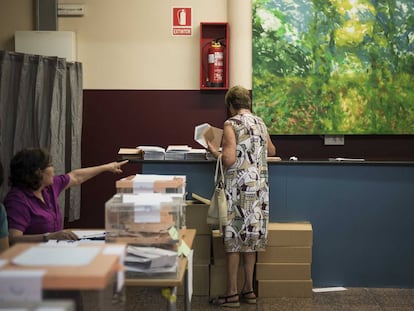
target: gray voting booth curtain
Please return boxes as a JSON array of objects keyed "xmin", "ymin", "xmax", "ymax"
[{"xmin": 0, "ymin": 50, "xmax": 82, "ymax": 222}]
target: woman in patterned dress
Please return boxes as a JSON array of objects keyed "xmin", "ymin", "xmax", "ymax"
[{"xmin": 208, "ymin": 85, "xmax": 276, "ymax": 307}]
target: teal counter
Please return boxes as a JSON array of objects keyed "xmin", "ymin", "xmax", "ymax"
[{"xmin": 141, "ymin": 160, "xmax": 414, "ymax": 288}]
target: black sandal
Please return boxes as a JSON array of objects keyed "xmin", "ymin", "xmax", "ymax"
[
  {"xmin": 240, "ymin": 291, "xmax": 257, "ymax": 304},
  {"xmin": 209, "ymin": 293, "xmax": 240, "ymax": 308}
]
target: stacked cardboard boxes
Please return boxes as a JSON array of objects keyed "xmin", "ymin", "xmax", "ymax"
[
  {"xmin": 256, "ymin": 222, "xmax": 313, "ymax": 298},
  {"xmin": 178, "ymin": 201, "xmax": 211, "ymax": 295},
  {"xmin": 180, "ymin": 202, "xmax": 314, "ymax": 298},
  {"xmin": 179, "ymin": 200, "xmax": 244, "ymax": 296}
]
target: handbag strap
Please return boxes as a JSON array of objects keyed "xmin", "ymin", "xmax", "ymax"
[{"xmin": 214, "ymin": 154, "xmax": 224, "ymax": 183}]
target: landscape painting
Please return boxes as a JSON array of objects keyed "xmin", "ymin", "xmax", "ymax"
[{"xmin": 252, "ymin": 0, "xmax": 414, "ymax": 134}]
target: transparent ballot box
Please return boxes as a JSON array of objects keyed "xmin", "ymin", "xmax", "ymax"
[
  {"xmin": 115, "ymin": 174, "xmax": 187, "ymax": 229},
  {"xmin": 115, "ymin": 174, "xmax": 186, "ymax": 194},
  {"xmin": 105, "ymin": 192, "xmax": 183, "ymax": 278},
  {"xmin": 105, "ymin": 193, "xmax": 183, "ymax": 246}
]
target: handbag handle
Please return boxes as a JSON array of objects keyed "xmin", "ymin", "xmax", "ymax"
[{"xmin": 214, "ymin": 154, "xmax": 224, "ymax": 184}]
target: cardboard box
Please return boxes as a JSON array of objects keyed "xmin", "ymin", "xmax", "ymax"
[
  {"xmin": 267, "ymin": 222, "xmax": 313, "ymax": 246},
  {"xmin": 256, "ymin": 263, "xmax": 311, "ymax": 280},
  {"xmin": 211, "ymin": 235, "xmax": 226, "ymax": 265},
  {"xmin": 193, "ymin": 234, "xmax": 211, "ymax": 264},
  {"xmin": 258, "ymin": 280, "xmax": 313, "ymax": 298},
  {"xmin": 209, "ymin": 264, "xmax": 245, "ymax": 297},
  {"xmin": 185, "ymin": 201, "xmax": 210, "ymax": 235},
  {"xmin": 116, "ymin": 174, "xmax": 186, "ymax": 194},
  {"xmin": 257, "ymin": 246, "xmax": 312, "ymax": 263},
  {"xmin": 178, "ymin": 264, "xmax": 210, "ymax": 296}
]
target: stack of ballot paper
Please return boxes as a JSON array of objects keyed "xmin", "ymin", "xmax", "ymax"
[
  {"xmin": 72, "ymin": 230, "xmax": 106, "ymax": 240},
  {"xmin": 185, "ymin": 148, "xmax": 207, "ymax": 160},
  {"xmin": 125, "ymin": 246, "xmax": 177, "ymax": 271},
  {"xmin": 194, "ymin": 123, "xmax": 223, "ymax": 150},
  {"xmin": 137, "ymin": 146, "xmax": 165, "ymax": 160},
  {"xmin": 206, "ymin": 151, "xmax": 216, "ymax": 161},
  {"xmin": 165, "ymin": 145, "xmax": 192, "ymax": 160}
]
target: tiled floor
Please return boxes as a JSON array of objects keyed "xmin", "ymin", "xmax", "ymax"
[{"xmin": 125, "ymin": 287, "xmax": 414, "ymax": 311}]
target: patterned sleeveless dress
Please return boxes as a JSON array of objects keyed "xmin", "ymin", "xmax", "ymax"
[{"xmin": 223, "ymin": 113, "xmax": 270, "ymax": 252}]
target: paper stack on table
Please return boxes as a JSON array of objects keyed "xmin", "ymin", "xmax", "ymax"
[
  {"xmin": 137, "ymin": 146, "xmax": 166, "ymax": 160},
  {"xmin": 125, "ymin": 246, "xmax": 178, "ymax": 270},
  {"xmin": 185, "ymin": 148, "xmax": 207, "ymax": 160},
  {"xmin": 165, "ymin": 145, "xmax": 192, "ymax": 160}
]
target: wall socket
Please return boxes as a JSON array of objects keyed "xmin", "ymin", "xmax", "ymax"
[{"xmin": 324, "ymin": 135, "xmax": 345, "ymax": 145}]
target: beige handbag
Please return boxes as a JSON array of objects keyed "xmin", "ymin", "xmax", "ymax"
[{"xmin": 207, "ymin": 155, "xmax": 228, "ymax": 234}]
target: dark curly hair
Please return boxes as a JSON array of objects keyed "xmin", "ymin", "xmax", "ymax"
[{"xmin": 9, "ymin": 148, "xmax": 51, "ymax": 190}]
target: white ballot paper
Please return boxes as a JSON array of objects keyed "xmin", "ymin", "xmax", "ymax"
[
  {"xmin": 194, "ymin": 123, "xmax": 223, "ymax": 150},
  {"xmin": 0, "ymin": 270, "xmax": 45, "ymax": 302},
  {"xmin": 12, "ymin": 246, "xmax": 101, "ymax": 266}
]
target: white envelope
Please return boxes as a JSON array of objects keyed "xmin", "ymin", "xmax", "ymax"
[{"xmin": 194, "ymin": 123, "xmax": 223, "ymax": 150}]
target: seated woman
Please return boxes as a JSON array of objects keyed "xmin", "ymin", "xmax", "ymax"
[
  {"xmin": 0, "ymin": 160, "xmax": 9, "ymax": 253},
  {"xmin": 4, "ymin": 148, "xmax": 128, "ymax": 244}
]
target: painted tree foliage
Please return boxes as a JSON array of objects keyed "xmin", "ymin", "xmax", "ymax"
[{"xmin": 253, "ymin": 0, "xmax": 414, "ymax": 134}]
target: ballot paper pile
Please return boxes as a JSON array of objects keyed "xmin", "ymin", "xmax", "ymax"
[
  {"xmin": 136, "ymin": 146, "xmax": 166, "ymax": 160},
  {"xmin": 184, "ymin": 148, "xmax": 207, "ymax": 161},
  {"xmin": 165, "ymin": 145, "xmax": 192, "ymax": 160},
  {"xmin": 124, "ymin": 245, "xmax": 178, "ymax": 275}
]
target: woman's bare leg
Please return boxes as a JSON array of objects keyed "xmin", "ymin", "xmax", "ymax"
[
  {"xmin": 241, "ymin": 252, "xmax": 256, "ymax": 295},
  {"xmin": 226, "ymin": 252, "xmax": 240, "ymax": 295}
]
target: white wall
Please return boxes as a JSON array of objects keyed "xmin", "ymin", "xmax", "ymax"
[
  {"xmin": 58, "ymin": 0, "xmax": 228, "ymax": 90},
  {"xmin": 0, "ymin": 0, "xmax": 33, "ymax": 51},
  {"xmin": 228, "ymin": 0, "xmax": 252, "ymax": 89},
  {"xmin": 0, "ymin": 0, "xmax": 252, "ymax": 90}
]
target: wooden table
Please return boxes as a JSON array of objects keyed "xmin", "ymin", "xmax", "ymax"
[
  {"xmin": 0, "ymin": 242, "xmax": 124, "ymax": 310},
  {"xmin": 0, "ymin": 230, "xmax": 196, "ymax": 310},
  {"xmin": 124, "ymin": 228, "xmax": 196, "ymax": 311}
]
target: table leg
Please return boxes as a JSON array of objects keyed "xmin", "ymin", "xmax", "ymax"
[
  {"xmin": 166, "ymin": 287, "xmax": 177, "ymax": 311},
  {"xmin": 184, "ymin": 269, "xmax": 191, "ymax": 311}
]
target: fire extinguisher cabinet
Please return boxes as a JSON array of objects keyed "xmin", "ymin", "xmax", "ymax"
[{"xmin": 200, "ymin": 22, "xmax": 229, "ymax": 90}]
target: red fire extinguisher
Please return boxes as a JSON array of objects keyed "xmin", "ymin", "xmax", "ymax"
[{"xmin": 207, "ymin": 40, "xmax": 225, "ymax": 87}]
